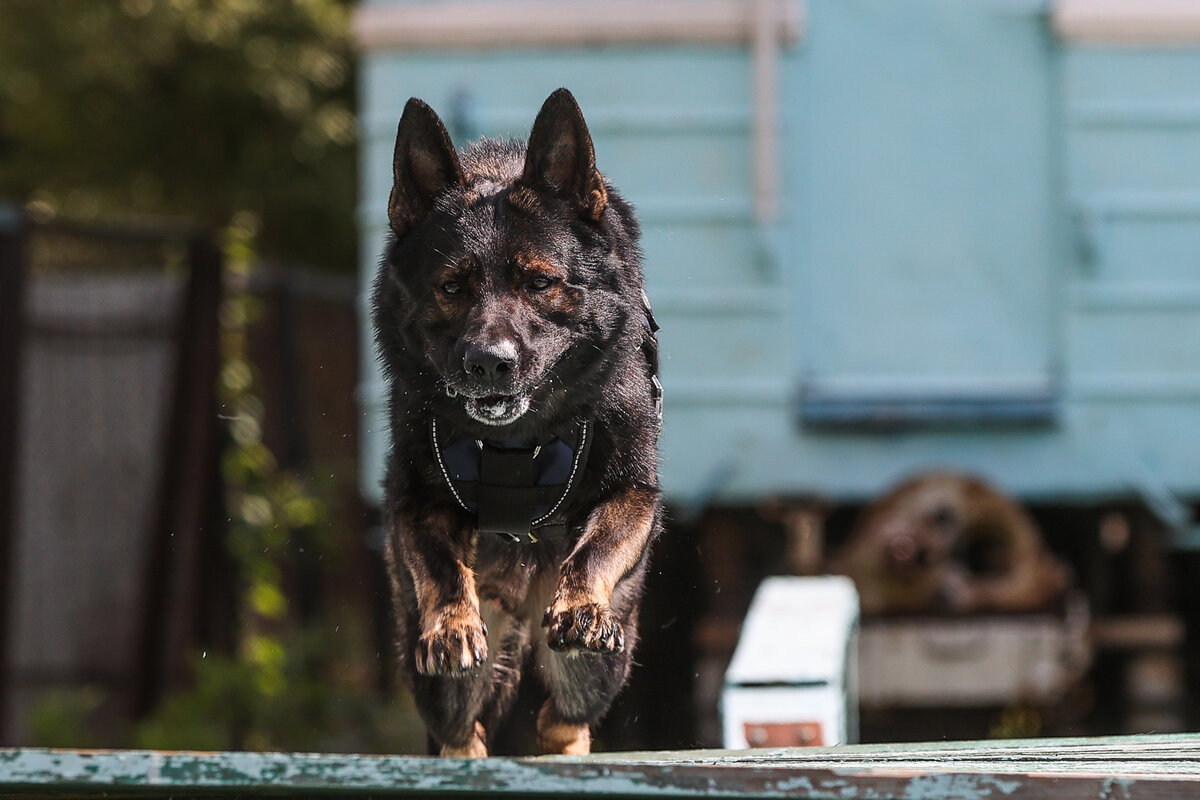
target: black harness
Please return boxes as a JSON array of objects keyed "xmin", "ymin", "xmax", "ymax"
[
  {"xmin": 431, "ymin": 416, "xmax": 593, "ymax": 542},
  {"xmin": 431, "ymin": 297, "xmax": 661, "ymax": 544}
]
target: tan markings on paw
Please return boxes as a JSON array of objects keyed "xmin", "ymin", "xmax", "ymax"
[
  {"xmin": 441, "ymin": 721, "xmax": 488, "ymax": 758},
  {"xmin": 537, "ymin": 701, "xmax": 591, "ymax": 755},
  {"xmin": 415, "ymin": 608, "xmax": 488, "ymax": 676}
]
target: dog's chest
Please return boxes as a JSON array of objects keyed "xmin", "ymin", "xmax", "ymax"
[{"xmin": 474, "ymin": 537, "xmax": 567, "ymax": 616}]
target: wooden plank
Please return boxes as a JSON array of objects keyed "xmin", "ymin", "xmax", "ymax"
[
  {"xmin": 1054, "ymin": 0, "xmax": 1200, "ymax": 45},
  {"xmin": 353, "ymin": 0, "xmax": 804, "ymax": 52},
  {"xmin": 4, "ymin": 735, "xmax": 1200, "ymax": 798},
  {"xmin": 1092, "ymin": 614, "xmax": 1186, "ymax": 651}
]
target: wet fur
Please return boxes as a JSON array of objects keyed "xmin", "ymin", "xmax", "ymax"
[{"xmin": 371, "ymin": 90, "xmax": 662, "ymax": 755}]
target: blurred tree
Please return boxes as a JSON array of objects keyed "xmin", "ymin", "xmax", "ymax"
[{"xmin": 0, "ymin": 0, "xmax": 356, "ymax": 271}]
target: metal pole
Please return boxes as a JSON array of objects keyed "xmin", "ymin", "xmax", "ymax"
[
  {"xmin": 133, "ymin": 233, "xmax": 223, "ymax": 717},
  {"xmin": 0, "ymin": 205, "xmax": 28, "ymax": 741}
]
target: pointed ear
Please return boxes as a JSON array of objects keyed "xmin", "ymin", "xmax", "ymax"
[
  {"xmin": 388, "ymin": 98, "xmax": 464, "ymax": 237},
  {"xmin": 520, "ymin": 88, "xmax": 607, "ymax": 220}
]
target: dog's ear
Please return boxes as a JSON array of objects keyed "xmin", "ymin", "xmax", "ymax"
[
  {"xmin": 389, "ymin": 98, "xmax": 464, "ymax": 237},
  {"xmin": 521, "ymin": 88, "xmax": 607, "ymax": 220}
]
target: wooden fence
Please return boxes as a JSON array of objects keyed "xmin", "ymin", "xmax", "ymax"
[{"xmin": 0, "ymin": 210, "xmax": 224, "ymax": 741}]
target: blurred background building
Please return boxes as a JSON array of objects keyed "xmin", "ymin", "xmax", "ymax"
[{"xmin": 2, "ymin": 0, "xmax": 1200, "ymax": 753}]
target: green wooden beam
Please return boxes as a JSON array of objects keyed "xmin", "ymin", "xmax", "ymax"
[{"xmin": 3, "ymin": 734, "xmax": 1200, "ymax": 798}]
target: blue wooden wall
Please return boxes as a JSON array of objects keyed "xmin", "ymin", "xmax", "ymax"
[{"xmin": 357, "ymin": 0, "xmax": 1200, "ymax": 516}]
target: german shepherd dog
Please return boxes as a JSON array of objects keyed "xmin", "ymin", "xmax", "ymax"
[{"xmin": 371, "ymin": 89, "xmax": 662, "ymax": 756}]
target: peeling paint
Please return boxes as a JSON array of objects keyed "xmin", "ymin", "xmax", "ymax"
[
  {"xmin": 902, "ymin": 773, "xmax": 1023, "ymax": 799},
  {"xmin": 765, "ymin": 774, "xmax": 815, "ymax": 794},
  {"xmin": 1100, "ymin": 775, "xmax": 1137, "ymax": 800},
  {"xmin": 2, "ymin": 735, "xmax": 1200, "ymax": 798}
]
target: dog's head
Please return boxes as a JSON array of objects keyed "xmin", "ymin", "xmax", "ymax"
[{"xmin": 378, "ymin": 89, "xmax": 639, "ymax": 429}]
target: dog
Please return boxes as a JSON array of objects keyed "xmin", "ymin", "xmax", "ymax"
[
  {"xmin": 832, "ymin": 472, "xmax": 1068, "ymax": 615},
  {"xmin": 371, "ymin": 89, "xmax": 663, "ymax": 756}
]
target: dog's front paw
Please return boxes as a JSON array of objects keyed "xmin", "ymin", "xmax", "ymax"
[
  {"xmin": 415, "ymin": 613, "xmax": 488, "ymax": 676},
  {"xmin": 543, "ymin": 602, "xmax": 624, "ymax": 653}
]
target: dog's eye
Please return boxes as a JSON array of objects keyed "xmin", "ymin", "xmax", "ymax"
[
  {"xmin": 440, "ymin": 280, "xmax": 463, "ymax": 295},
  {"xmin": 528, "ymin": 275, "xmax": 557, "ymax": 292}
]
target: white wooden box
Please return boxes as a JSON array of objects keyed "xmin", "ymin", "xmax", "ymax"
[{"xmin": 722, "ymin": 576, "xmax": 859, "ymax": 748}]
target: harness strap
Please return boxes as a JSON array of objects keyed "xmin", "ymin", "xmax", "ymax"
[{"xmin": 477, "ymin": 444, "xmax": 539, "ymax": 539}]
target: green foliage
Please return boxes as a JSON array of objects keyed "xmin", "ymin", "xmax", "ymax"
[
  {"xmin": 217, "ymin": 216, "xmax": 324, "ymax": 672},
  {"xmin": 133, "ymin": 628, "xmax": 426, "ymax": 754},
  {"xmin": 0, "ymin": 0, "xmax": 357, "ymax": 270},
  {"xmin": 219, "ymin": 214, "xmax": 304, "ymax": 626},
  {"xmin": 27, "ymin": 688, "xmax": 108, "ymax": 749}
]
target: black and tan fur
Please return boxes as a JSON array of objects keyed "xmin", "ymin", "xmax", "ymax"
[{"xmin": 371, "ymin": 89, "xmax": 662, "ymax": 756}]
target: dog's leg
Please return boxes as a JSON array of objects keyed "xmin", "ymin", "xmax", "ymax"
[
  {"xmin": 535, "ymin": 486, "xmax": 657, "ymax": 751},
  {"xmin": 387, "ymin": 507, "xmax": 495, "ymax": 754},
  {"xmin": 543, "ymin": 486, "xmax": 659, "ymax": 653},
  {"xmin": 390, "ymin": 509, "xmax": 489, "ymax": 676},
  {"xmin": 535, "ymin": 566, "xmax": 644, "ymax": 749},
  {"xmin": 407, "ymin": 612, "xmax": 528, "ymax": 758}
]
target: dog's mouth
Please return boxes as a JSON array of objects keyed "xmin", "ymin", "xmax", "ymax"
[{"xmin": 447, "ymin": 386, "xmax": 531, "ymax": 425}]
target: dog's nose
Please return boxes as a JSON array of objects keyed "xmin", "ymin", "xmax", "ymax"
[{"xmin": 463, "ymin": 341, "xmax": 517, "ymax": 382}]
